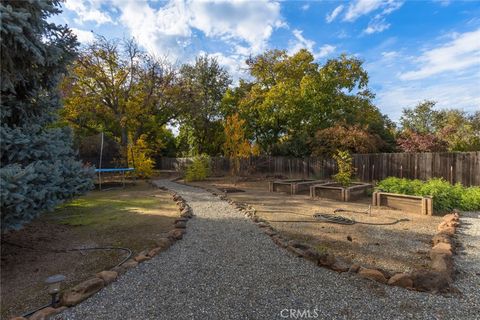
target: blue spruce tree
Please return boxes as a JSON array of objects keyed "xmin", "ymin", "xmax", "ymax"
[{"xmin": 1, "ymin": 0, "xmax": 94, "ymax": 231}]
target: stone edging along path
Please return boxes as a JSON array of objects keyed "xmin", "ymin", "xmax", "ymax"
[
  {"xmin": 194, "ymin": 183, "xmax": 461, "ymax": 294},
  {"xmin": 11, "ymin": 186, "xmax": 193, "ymax": 320}
]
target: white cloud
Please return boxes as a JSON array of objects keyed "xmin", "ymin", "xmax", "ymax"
[
  {"xmin": 64, "ymin": 0, "xmax": 112, "ymax": 25},
  {"xmin": 343, "ymin": 0, "xmax": 403, "ymax": 35},
  {"xmin": 363, "ymin": 18, "xmax": 390, "ymax": 34},
  {"xmin": 344, "ymin": 0, "xmax": 384, "ymax": 22},
  {"xmin": 109, "ymin": 0, "xmax": 284, "ymax": 61},
  {"xmin": 433, "ymin": 0, "xmax": 451, "ymax": 6},
  {"xmin": 326, "ymin": 5, "xmax": 344, "ymax": 23},
  {"xmin": 289, "ymin": 29, "xmax": 316, "ymax": 53},
  {"xmin": 400, "ymin": 28, "xmax": 480, "ymax": 80},
  {"xmin": 301, "ymin": 4, "xmax": 310, "ymax": 11},
  {"xmin": 317, "ymin": 44, "xmax": 336, "ymax": 58},
  {"xmin": 71, "ymin": 28, "xmax": 95, "ymax": 43},
  {"xmin": 377, "ymin": 77, "xmax": 480, "ymax": 122},
  {"xmin": 188, "ymin": 0, "xmax": 283, "ymax": 54},
  {"xmin": 205, "ymin": 51, "xmax": 247, "ymax": 83},
  {"xmin": 289, "ymin": 29, "xmax": 335, "ymax": 59},
  {"xmin": 381, "ymin": 51, "xmax": 398, "ymax": 59}
]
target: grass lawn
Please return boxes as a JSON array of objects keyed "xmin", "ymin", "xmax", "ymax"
[{"xmin": 1, "ymin": 181, "xmax": 178, "ymax": 319}]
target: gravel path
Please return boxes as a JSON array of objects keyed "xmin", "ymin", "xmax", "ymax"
[{"xmin": 58, "ymin": 180, "xmax": 480, "ymax": 320}]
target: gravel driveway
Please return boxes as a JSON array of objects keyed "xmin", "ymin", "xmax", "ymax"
[{"xmin": 57, "ymin": 180, "xmax": 480, "ymax": 320}]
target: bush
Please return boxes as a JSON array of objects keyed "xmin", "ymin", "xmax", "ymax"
[
  {"xmin": 332, "ymin": 150, "xmax": 354, "ymax": 187},
  {"xmin": 185, "ymin": 154, "xmax": 211, "ymax": 182},
  {"xmin": 417, "ymin": 179, "xmax": 461, "ymax": 212},
  {"xmin": 376, "ymin": 177, "xmax": 480, "ymax": 212},
  {"xmin": 376, "ymin": 177, "xmax": 423, "ymax": 195},
  {"xmin": 459, "ymin": 187, "xmax": 480, "ymax": 211},
  {"xmin": 128, "ymin": 137, "xmax": 155, "ymax": 178}
]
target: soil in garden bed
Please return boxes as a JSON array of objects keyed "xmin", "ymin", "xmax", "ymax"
[
  {"xmin": 0, "ymin": 181, "xmax": 179, "ymax": 319},
  {"xmin": 187, "ymin": 177, "xmax": 443, "ymax": 275}
]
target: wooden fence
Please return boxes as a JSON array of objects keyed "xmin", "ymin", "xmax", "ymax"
[{"xmin": 158, "ymin": 152, "xmax": 480, "ymax": 186}]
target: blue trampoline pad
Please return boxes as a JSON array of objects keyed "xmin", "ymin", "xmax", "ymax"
[{"xmin": 95, "ymin": 168, "xmax": 135, "ymax": 173}]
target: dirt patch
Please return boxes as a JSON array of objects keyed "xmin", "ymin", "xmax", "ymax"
[
  {"xmin": 187, "ymin": 177, "xmax": 442, "ymax": 274},
  {"xmin": 1, "ymin": 181, "xmax": 178, "ymax": 319}
]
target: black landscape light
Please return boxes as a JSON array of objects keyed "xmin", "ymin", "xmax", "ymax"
[{"xmin": 45, "ymin": 274, "xmax": 66, "ymax": 306}]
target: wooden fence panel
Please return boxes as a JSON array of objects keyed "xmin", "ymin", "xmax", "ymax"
[{"xmin": 158, "ymin": 152, "xmax": 480, "ymax": 186}]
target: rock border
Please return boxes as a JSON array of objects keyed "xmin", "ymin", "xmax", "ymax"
[
  {"xmin": 209, "ymin": 188, "xmax": 461, "ymax": 294},
  {"xmin": 12, "ymin": 186, "xmax": 193, "ymax": 320}
]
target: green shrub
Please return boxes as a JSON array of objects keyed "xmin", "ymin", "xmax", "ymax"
[
  {"xmin": 418, "ymin": 179, "xmax": 460, "ymax": 212},
  {"xmin": 332, "ymin": 150, "xmax": 354, "ymax": 187},
  {"xmin": 376, "ymin": 177, "xmax": 423, "ymax": 195},
  {"xmin": 376, "ymin": 177, "xmax": 480, "ymax": 212},
  {"xmin": 459, "ymin": 187, "xmax": 480, "ymax": 211},
  {"xmin": 185, "ymin": 154, "xmax": 211, "ymax": 182}
]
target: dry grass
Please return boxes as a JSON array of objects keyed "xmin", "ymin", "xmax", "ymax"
[{"xmin": 1, "ymin": 181, "xmax": 178, "ymax": 319}]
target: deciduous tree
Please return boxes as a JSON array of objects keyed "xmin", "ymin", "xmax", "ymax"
[{"xmin": 179, "ymin": 56, "xmax": 231, "ymax": 155}]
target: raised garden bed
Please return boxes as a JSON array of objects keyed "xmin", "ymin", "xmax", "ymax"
[
  {"xmin": 372, "ymin": 191, "xmax": 433, "ymax": 215},
  {"xmin": 269, "ymin": 179, "xmax": 326, "ymax": 195},
  {"xmin": 310, "ymin": 182, "xmax": 372, "ymax": 201}
]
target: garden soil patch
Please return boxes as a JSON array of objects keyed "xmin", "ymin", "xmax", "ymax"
[
  {"xmin": 187, "ymin": 177, "xmax": 443, "ymax": 274},
  {"xmin": 1, "ymin": 181, "xmax": 178, "ymax": 319}
]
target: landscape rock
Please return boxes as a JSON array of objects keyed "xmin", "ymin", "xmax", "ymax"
[
  {"xmin": 317, "ymin": 252, "xmax": 336, "ymax": 267},
  {"xmin": 411, "ymin": 270, "xmax": 451, "ymax": 292},
  {"xmin": 430, "ymin": 242, "xmax": 454, "ymax": 256},
  {"xmin": 148, "ymin": 247, "xmax": 165, "ymax": 257},
  {"xmin": 155, "ymin": 237, "xmax": 172, "ymax": 249},
  {"xmin": 256, "ymin": 222, "xmax": 270, "ymax": 228},
  {"xmin": 438, "ymin": 220, "xmax": 459, "ymax": 230},
  {"xmin": 29, "ymin": 307, "xmax": 67, "ymax": 320},
  {"xmin": 168, "ymin": 228, "xmax": 186, "ymax": 240},
  {"xmin": 301, "ymin": 249, "xmax": 320, "ymax": 262},
  {"xmin": 271, "ymin": 235, "xmax": 287, "ymax": 248},
  {"xmin": 180, "ymin": 208, "xmax": 193, "ymax": 218},
  {"xmin": 358, "ymin": 268, "xmax": 388, "ymax": 284},
  {"xmin": 348, "ymin": 264, "xmax": 361, "ymax": 273},
  {"xmin": 121, "ymin": 259, "xmax": 139, "ymax": 270},
  {"xmin": 443, "ymin": 213, "xmax": 460, "ymax": 223},
  {"xmin": 388, "ymin": 273, "xmax": 414, "ymax": 289},
  {"xmin": 174, "ymin": 221, "xmax": 187, "ymax": 229},
  {"xmin": 286, "ymin": 245, "xmax": 305, "ymax": 257},
  {"xmin": 60, "ymin": 278, "xmax": 104, "ymax": 306},
  {"xmin": 331, "ymin": 258, "xmax": 350, "ymax": 272},
  {"xmin": 263, "ymin": 228, "xmax": 277, "ymax": 236},
  {"xmin": 287, "ymin": 240, "xmax": 302, "ymax": 248},
  {"xmin": 432, "ymin": 233, "xmax": 453, "ymax": 246},
  {"xmin": 134, "ymin": 253, "xmax": 151, "ymax": 263},
  {"xmin": 430, "ymin": 254, "xmax": 454, "ymax": 277},
  {"xmin": 9, "ymin": 317, "xmax": 27, "ymax": 320},
  {"xmin": 96, "ymin": 270, "xmax": 118, "ymax": 285},
  {"xmin": 438, "ymin": 226, "xmax": 456, "ymax": 237}
]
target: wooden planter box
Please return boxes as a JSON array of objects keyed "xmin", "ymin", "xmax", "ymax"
[
  {"xmin": 310, "ymin": 182, "xmax": 372, "ymax": 202},
  {"xmin": 269, "ymin": 179, "xmax": 326, "ymax": 195},
  {"xmin": 372, "ymin": 192, "xmax": 433, "ymax": 215}
]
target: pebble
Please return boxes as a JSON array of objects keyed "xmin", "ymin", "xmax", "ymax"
[{"xmin": 56, "ymin": 181, "xmax": 480, "ymax": 320}]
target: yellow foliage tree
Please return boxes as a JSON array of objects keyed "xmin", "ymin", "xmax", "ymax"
[
  {"xmin": 223, "ymin": 113, "xmax": 256, "ymax": 177},
  {"xmin": 127, "ymin": 135, "xmax": 155, "ymax": 178}
]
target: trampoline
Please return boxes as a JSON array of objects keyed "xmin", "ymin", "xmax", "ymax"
[{"xmin": 95, "ymin": 168, "xmax": 135, "ymax": 190}]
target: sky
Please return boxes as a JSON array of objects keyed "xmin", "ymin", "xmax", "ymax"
[{"xmin": 52, "ymin": 0, "xmax": 480, "ymax": 122}]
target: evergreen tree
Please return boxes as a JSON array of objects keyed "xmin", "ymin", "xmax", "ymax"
[{"xmin": 1, "ymin": 0, "xmax": 93, "ymax": 231}]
